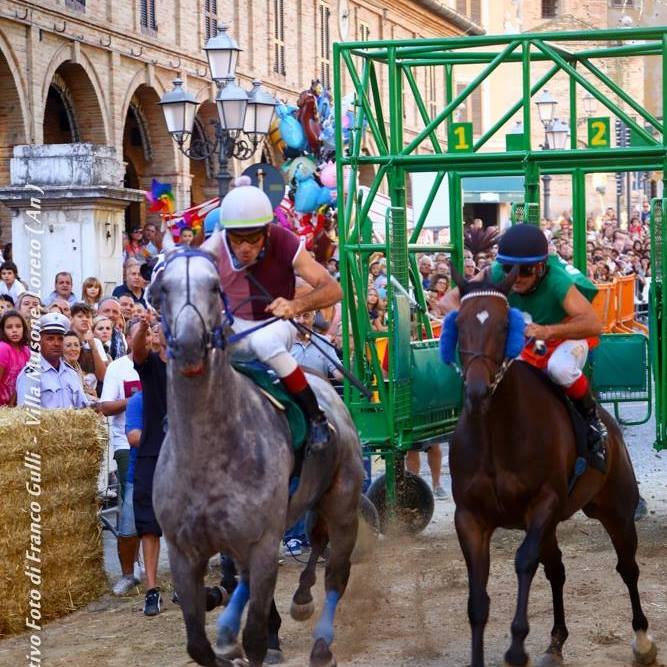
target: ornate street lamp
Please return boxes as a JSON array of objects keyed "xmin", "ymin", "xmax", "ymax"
[
  {"xmin": 216, "ymin": 77, "xmax": 248, "ymax": 137},
  {"xmin": 546, "ymin": 118, "xmax": 570, "ymax": 150},
  {"xmin": 158, "ymin": 79, "xmax": 198, "ymax": 146},
  {"xmin": 159, "ymin": 27, "xmax": 276, "ymax": 198},
  {"xmin": 204, "ymin": 25, "xmax": 242, "ymax": 83},
  {"xmin": 535, "ymin": 89, "xmax": 558, "ymax": 127},
  {"xmin": 244, "ymin": 80, "xmax": 277, "ymax": 140},
  {"xmin": 535, "ymin": 90, "xmax": 561, "ymax": 222},
  {"xmin": 582, "ymin": 90, "xmax": 598, "ymax": 117}
]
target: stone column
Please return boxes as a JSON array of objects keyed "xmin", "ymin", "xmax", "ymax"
[{"xmin": 0, "ymin": 144, "xmax": 144, "ymax": 299}]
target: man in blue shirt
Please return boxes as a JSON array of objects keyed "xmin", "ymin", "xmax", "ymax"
[
  {"xmin": 16, "ymin": 313, "xmax": 91, "ymax": 409},
  {"xmin": 290, "ymin": 310, "xmax": 342, "ymax": 381}
]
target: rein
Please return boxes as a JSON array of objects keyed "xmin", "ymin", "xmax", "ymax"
[
  {"xmin": 458, "ymin": 290, "xmax": 515, "ymax": 396},
  {"xmin": 160, "ymin": 247, "xmax": 280, "ymax": 359}
]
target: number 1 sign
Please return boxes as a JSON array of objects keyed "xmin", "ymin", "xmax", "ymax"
[{"xmin": 448, "ymin": 122, "xmax": 473, "ymax": 153}]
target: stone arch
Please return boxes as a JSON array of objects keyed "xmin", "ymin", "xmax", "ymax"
[
  {"xmin": 0, "ymin": 38, "xmax": 29, "ymax": 236},
  {"xmin": 122, "ymin": 81, "xmax": 180, "ymax": 231},
  {"xmin": 41, "ymin": 47, "xmax": 109, "ymax": 145}
]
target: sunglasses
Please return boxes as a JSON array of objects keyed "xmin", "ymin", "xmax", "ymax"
[
  {"xmin": 501, "ymin": 264, "xmax": 538, "ymax": 277},
  {"xmin": 227, "ymin": 229, "xmax": 265, "ymax": 245}
]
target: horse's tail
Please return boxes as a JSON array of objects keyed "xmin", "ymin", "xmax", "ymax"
[{"xmin": 286, "ymin": 439, "xmax": 338, "ymax": 528}]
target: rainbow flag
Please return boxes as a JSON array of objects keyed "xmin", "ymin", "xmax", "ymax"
[{"xmin": 145, "ymin": 179, "xmax": 175, "ymax": 214}]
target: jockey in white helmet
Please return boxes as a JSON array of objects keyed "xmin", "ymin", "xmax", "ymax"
[{"xmin": 216, "ymin": 177, "xmax": 341, "ymax": 452}]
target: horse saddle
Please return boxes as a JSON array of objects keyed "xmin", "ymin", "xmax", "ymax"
[
  {"xmin": 232, "ymin": 361, "xmax": 308, "ymax": 451},
  {"xmin": 518, "ymin": 361, "xmax": 596, "ymax": 491}
]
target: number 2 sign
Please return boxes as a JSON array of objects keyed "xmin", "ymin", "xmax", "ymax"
[{"xmin": 587, "ymin": 117, "xmax": 610, "ymax": 149}]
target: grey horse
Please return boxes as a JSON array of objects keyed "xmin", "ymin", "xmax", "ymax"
[{"xmin": 151, "ymin": 232, "xmax": 364, "ymax": 667}]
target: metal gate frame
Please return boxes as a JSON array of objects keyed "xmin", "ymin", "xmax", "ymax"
[{"xmin": 333, "ymin": 27, "xmax": 667, "ymax": 498}]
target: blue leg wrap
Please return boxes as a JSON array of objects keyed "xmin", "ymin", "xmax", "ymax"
[
  {"xmin": 217, "ymin": 580, "xmax": 249, "ymax": 639},
  {"xmin": 313, "ymin": 590, "xmax": 340, "ymax": 646}
]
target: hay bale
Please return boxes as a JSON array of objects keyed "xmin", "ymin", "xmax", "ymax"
[{"xmin": 0, "ymin": 408, "xmax": 107, "ymax": 638}]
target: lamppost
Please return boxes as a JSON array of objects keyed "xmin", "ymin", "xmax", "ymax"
[
  {"xmin": 159, "ymin": 25, "xmax": 277, "ymax": 199},
  {"xmin": 535, "ymin": 89, "xmax": 569, "ymax": 221},
  {"xmin": 581, "ymin": 90, "xmax": 598, "ymax": 118}
]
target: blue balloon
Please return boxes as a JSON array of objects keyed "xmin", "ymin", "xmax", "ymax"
[
  {"xmin": 276, "ymin": 102, "xmax": 307, "ymax": 151},
  {"xmin": 204, "ymin": 207, "xmax": 221, "ymax": 237},
  {"xmin": 294, "ymin": 167, "xmax": 333, "ymax": 213}
]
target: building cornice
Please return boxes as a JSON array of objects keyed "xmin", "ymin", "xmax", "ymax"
[{"xmin": 411, "ymin": 0, "xmax": 485, "ymax": 36}]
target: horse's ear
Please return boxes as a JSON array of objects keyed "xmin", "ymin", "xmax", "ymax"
[
  {"xmin": 162, "ymin": 230, "xmax": 176, "ymax": 253},
  {"xmin": 497, "ymin": 265, "xmax": 520, "ymax": 295},
  {"xmin": 449, "ymin": 261, "xmax": 469, "ymax": 295},
  {"xmin": 200, "ymin": 230, "xmax": 223, "ymax": 258}
]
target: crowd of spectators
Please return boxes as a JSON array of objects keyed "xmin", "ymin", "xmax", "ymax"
[
  {"xmin": 395, "ymin": 203, "xmax": 654, "ymax": 327},
  {"xmin": 0, "ymin": 197, "xmax": 653, "ymax": 613}
]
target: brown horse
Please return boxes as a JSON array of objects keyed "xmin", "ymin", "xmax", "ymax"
[{"xmin": 447, "ymin": 268, "xmax": 658, "ymax": 667}]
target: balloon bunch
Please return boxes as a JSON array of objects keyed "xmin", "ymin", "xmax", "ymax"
[{"xmin": 268, "ymin": 81, "xmax": 361, "ymax": 264}]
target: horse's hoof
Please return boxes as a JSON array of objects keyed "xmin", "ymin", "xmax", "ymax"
[
  {"xmin": 264, "ymin": 648, "xmax": 284, "ymax": 665},
  {"xmin": 632, "ymin": 632, "xmax": 658, "ymax": 665},
  {"xmin": 290, "ymin": 599, "xmax": 315, "ymax": 621},
  {"xmin": 214, "ymin": 641, "xmax": 245, "ymax": 662},
  {"xmin": 310, "ymin": 638, "xmax": 337, "ymax": 667},
  {"xmin": 535, "ymin": 652, "xmax": 562, "ymax": 667},
  {"xmin": 503, "ymin": 660, "xmax": 532, "ymax": 667}
]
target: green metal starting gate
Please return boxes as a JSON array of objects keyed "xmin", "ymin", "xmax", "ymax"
[{"xmin": 333, "ymin": 26, "xmax": 667, "ymax": 525}]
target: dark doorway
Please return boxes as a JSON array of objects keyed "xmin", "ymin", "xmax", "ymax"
[
  {"xmin": 124, "ymin": 159, "xmax": 142, "ymax": 233},
  {"xmin": 44, "ymin": 85, "xmax": 77, "ymax": 144},
  {"xmin": 463, "ymin": 203, "xmax": 498, "ymax": 228}
]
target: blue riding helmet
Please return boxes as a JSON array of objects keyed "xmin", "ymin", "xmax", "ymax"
[
  {"xmin": 204, "ymin": 207, "xmax": 222, "ymax": 238},
  {"xmin": 496, "ymin": 224, "xmax": 549, "ymax": 265}
]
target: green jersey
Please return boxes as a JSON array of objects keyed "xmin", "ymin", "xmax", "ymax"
[{"xmin": 489, "ymin": 255, "xmax": 597, "ymax": 325}]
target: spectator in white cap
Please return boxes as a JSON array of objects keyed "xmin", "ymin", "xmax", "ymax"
[{"xmin": 16, "ymin": 312, "xmax": 92, "ymax": 409}]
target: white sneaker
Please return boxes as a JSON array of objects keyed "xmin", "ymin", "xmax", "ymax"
[
  {"xmin": 283, "ymin": 539, "xmax": 303, "ymax": 556},
  {"xmin": 112, "ymin": 574, "xmax": 139, "ymax": 596}
]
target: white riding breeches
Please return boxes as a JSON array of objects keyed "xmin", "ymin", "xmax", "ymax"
[
  {"xmin": 229, "ymin": 316, "xmax": 297, "ymax": 378},
  {"xmin": 546, "ymin": 339, "xmax": 589, "ymax": 388}
]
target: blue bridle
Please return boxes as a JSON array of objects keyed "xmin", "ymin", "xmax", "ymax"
[{"xmin": 158, "ymin": 246, "xmax": 279, "ymax": 360}]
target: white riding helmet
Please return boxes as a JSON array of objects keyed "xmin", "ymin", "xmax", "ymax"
[{"xmin": 220, "ymin": 176, "xmax": 274, "ymax": 230}]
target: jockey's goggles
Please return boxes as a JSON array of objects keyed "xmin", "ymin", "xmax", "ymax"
[
  {"xmin": 501, "ymin": 263, "xmax": 539, "ymax": 277},
  {"xmin": 227, "ymin": 228, "xmax": 266, "ymax": 245}
]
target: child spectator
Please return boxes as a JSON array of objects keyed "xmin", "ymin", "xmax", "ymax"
[
  {"xmin": 0, "ymin": 261, "xmax": 26, "ymax": 302},
  {"xmin": 0, "ymin": 294, "xmax": 14, "ymax": 316},
  {"xmin": 179, "ymin": 227, "xmax": 195, "ymax": 247},
  {"xmin": 82, "ymin": 276, "xmax": 103, "ymax": 310},
  {"xmin": 367, "ymin": 288, "xmax": 387, "ymax": 332},
  {"xmin": 0, "ymin": 310, "xmax": 31, "ymax": 406}
]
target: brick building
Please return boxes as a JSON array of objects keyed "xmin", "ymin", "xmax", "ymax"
[
  {"xmin": 0, "ymin": 0, "xmax": 482, "ymax": 291},
  {"xmin": 469, "ymin": 0, "xmax": 656, "ymax": 225}
]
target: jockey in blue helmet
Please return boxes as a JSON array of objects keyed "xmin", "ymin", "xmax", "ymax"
[{"xmin": 446, "ymin": 223, "xmax": 607, "ymax": 472}]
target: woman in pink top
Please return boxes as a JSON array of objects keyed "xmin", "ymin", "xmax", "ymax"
[{"xmin": 0, "ymin": 310, "xmax": 31, "ymax": 406}]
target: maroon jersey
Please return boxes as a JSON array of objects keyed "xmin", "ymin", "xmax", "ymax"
[{"xmin": 218, "ymin": 224, "xmax": 304, "ymax": 321}]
